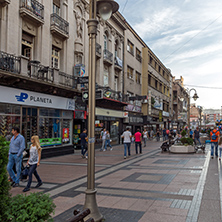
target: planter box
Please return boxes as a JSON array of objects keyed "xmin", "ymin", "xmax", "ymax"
[{"xmin": 170, "ymin": 145, "xmax": 195, "ymax": 154}]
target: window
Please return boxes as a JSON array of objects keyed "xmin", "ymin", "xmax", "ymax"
[
  {"xmin": 148, "ymin": 75, "xmax": 151, "ymax": 85},
  {"xmin": 104, "ymin": 34, "xmax": 108, "ymax": 50},
  {"xmin": 155, "ymin": 80, "xmax": 158, "ymax": 89},
  {"xmin": 104, "ymin": 67, "xmax": 109, "ymax": 86},
  {"xmin": 136, "ymin": 48, "xmax": 142, "ymax": 62},
  {"xmin": 22, "ymin": 32, "xmax": 33, "ymax": 59},
  {"xmin": 114, "ymin": 76, "xmax": 118, "ymax": 91},
  {"xmin": 163, "ymin": 70, "xmax": 165, "ymax": 77},
  {"xmin": 51, "ymin": 47, "xmax": 60, "ymax": 69},
  {"xmin": 159, "ymin": 83, "xmax": 162, "ymax": 92},
  {"xmin": 164, "ymin": 86, "xmax": 166, "ymax": 94},
  {"xmin": 127, "ymin": 66, "xmax": 133, "ymax": 79},
  {"xmin": 136, "ymin": 71, "xmax": 141, "ymax": 84},
  {"xmin": 115, "ymin": 40, "xmax": 118, "ymax": 57},
  {"xmin": 159, "ymin": 66, "xmax": 161, "ymax": 73},
  {"xmin": 127, "ymin": 40, "xmax": 134, "ymax": 55},
  {"xmin": 149, "ymin": 56, "xmax": 153, "ymax": 64},
  {"xmin": 53, "ymin": 0, "xmax": 60, "ymax": 15}
]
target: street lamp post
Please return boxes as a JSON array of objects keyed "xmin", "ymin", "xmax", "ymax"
[
  {"xmin": 187, "ymin": 88, "xmax": 199, "ymax": 129},
  {"xmin": 84, "ymin": 1, "xmax": 119, "ymax": 221}
]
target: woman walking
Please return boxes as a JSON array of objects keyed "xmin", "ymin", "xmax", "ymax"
[
  {"xmin": 23, "ymin": 135, "xmax": 43, "ymax": 192},
  {"xmin": 104, "ymin": 130, "xmax": 112, "ymax": 151}
]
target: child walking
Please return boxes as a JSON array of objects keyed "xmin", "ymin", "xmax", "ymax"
[{"xmin": 23, "ymin": 135, "xmax": 43, "ymax": 192}]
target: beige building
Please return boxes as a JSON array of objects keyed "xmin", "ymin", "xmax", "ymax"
[{"xmin": 0, "ymin": 0, "xmax": 174, "ymax": 154}]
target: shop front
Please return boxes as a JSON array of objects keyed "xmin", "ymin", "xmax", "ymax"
[
  {"xmin": 94, "ymin": 107, "xmax": 126, "ymax": 148},
  {"xmin": 0, "ymin": 86, "xmax": 75, "ymax": 157}
]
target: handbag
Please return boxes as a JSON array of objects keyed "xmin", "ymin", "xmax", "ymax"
[{"xmin": 21, "ymin": 165, "xmax": 29, "ymax": 179}]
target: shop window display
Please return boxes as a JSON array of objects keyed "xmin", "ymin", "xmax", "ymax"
[
  {"xmin": 0, "ymin": 116, "xmax": 20, "ymax": 137},
  {"xmin": 62, "ymin": 119, "xmax": 72, "ymax": 144}
]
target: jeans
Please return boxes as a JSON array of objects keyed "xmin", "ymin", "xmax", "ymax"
[
  {"xmin": 135, "ymin": 142, "xmax": 142, "ymax": 154},
  {"xmin": 156, "ymin": 135, "xmax": 160, "ymax": 141},
  {"xmin": 124, "ymin": 143, "xmax": 131, "ymax": 157},
  {"xmin": 194, "ymin": 138, "xmax": 201, "ymax": 145},
  {"xmin": 26, "ymin": 164, "xmax": 42, "ymax": 188},
  {"xmin": 100, "ymin": 139, "xmax": 106, "ymax": 150},
  {"xmin": 81, "ymin": 144, "xmax": 87, "ymax": 156},
  {"xmin": 163, "ymin": 134, "xmax": 167, "ymax": 141},
  {"xmin": 7, "ymin": 153, "xmax": 23, "ymax": 184},
  {"xmin": 143, "ymin": 138, "xmax": 147, "ymax": 147},
  {"xmin": 105, "ymin": 139, "xmax": 112, "ymax": 150},
  {"xmin": 219, "ymin": 147, "xmax": 222, "ymax": 158},
  {"xmin": 211, "ymin": 142, "xmax": 218, "ymax": 157}
]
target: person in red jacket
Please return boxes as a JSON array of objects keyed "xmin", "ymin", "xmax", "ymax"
[
  {"xmin": 134, "ymin": 128, "xmax": 142, "ymax": 154},
  {"xmin": 210, "ymin": 126, "xmax": 220, "ymax": 159}
]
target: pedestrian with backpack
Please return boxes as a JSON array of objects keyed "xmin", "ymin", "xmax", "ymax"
[{"xmin": 210, "ymin": 126, "xmax": 220, "ymax": 159}]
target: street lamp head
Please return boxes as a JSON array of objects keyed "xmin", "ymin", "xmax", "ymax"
[
  {"xmin": 97, "ymin": 0, "xmax": 119, "ymax": 21},
  {"xmin": 192, "ymin": 93, "xmax": 199, "ymax": 101}
]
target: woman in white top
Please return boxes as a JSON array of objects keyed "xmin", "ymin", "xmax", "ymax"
[
  {"xmin": 23, "ymin": 135, "xmax": 42, "ymax": 192},
  {"xmin": 143, "ymin": 129, "xmax": 148, "ymax": 147}
]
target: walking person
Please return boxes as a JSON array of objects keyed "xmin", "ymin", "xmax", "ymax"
[
  {"xmin": 218, "ymin": 136, "xmax": 222, "ymax": 160},
  {"xmin": 134, "ymin": 129, "xmax": 142, "ymax": 154},
  {"xmin": 210, "ymin": 126, "xmax": 220, "ymax": 159},
  {"xmin": 156, "ymin": 129, "xmax": 160, "ymax": 141},
  {"xmin": 193, "ymin": 127, "xmax": 201, "ymax": 145},
  {"xmin": 150, "ymin": 129, "xmax": 154, "ymax": 140},
  {"xmin": 104, "ymin": 130, "xmax": 112, "ymax": 151},
  {"xmin": 142, "ymin": 128, "xmax": 148, "ymax": 147},
  {"xmin": 100, "ymin": 128, "xmax": 106, "ymax": 151},
  {"xmin": 80, "ymin": 129, "xmax": 88, "ymax": 158},
  {"xmin": 121, "ymin": 127, "xmax": 132, "ymax": 159},
  {"xmin": 189, "ymin": 129, "xmax": 193, "ymax": 139},
  {"xmin": 162, "ymin": 128, "xmax": 167, "ymax": 141},
  {"xmin": 7, "ymin": 126, "xmax": 25, "ymax": 187},
  {"xmin": 23, "ymin": 136, "xmax": 42, "ymax": 192}
]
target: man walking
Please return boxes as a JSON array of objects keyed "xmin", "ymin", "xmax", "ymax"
[
  {"xmin": 142, "ymin": 128, "xmax": 148, "ymax": 147},
  {"xmin": 162, "ymin": 128, "xmax": 167, "ymax": 141},
  {"xmin": 121, "ymin": 128, "xmax": 132, "ymax": 159},
  {"xmin": 7, "ymin": 126, "xmax": 25, "ymax": 187},
  {"xmin": 135, "ymin": 129, "xmax": 142, "ymax": 154},
  {"xmin": 210, "ymin": 126, "xmax": 220, "ymax": 159},
  {"xmin": 80, "ymin": 129, "xmax": 88, "ymax": 158},
  {"xmin": 193, "ymin": 127, "xmax": 201, "ymax": 145},
  {"xmin": 100, "ymin": 128, "xmax": 106, "ymax": 151}
]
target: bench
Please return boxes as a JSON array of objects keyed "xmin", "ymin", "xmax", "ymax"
[{"xmin": 68, "ymin": 208, "xmax": 95, "ymax": 222}]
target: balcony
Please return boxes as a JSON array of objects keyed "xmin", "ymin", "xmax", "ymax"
[
  {"xmin": 103, "ymin": 49, "xmax": 113, "ymax": 66},
  {"xmin": 96, "ymin": 43, "xmax": 101, "ymax": 59},
  {"xmin": 114, "ymin": 56, "xmax": 122, "ymax": 71},
  {"xmin": 50, "ymin": 13, "xmax": 69, "ymax": 39},
  {"xmin": 28, "ymin": 61, "xmax": 53, "ymax": 83},
  {"xmin": 59, "ymin": 71, "xmax": 76, "ymax": 88},
  {"xmin": 0, "ymin": 51, "xmax": 21, "ymax": 74},
  {"xmin": 19, "ymin": 0, "xmax": 44, "ymax": 26}
]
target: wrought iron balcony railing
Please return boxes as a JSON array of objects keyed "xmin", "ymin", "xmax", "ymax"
[
  {"xmin": 20, "ymin": 0, "xmax": 44, "ymax": 20},
  {"xmin": 28, "ymin": 61, "xmax": 53, "ymax": 82},
  {"xmin": 59, "ymin": 71, "xmax": 76, "ymax": 88},
  {"xmin": 51, "ymin": 13, "xmax": 69, "ymax": 35},
  {"xmin": 103, "ymin": 49, "xmax": 113, "ymax": 64},
  {"xmin": 0, "ymin": 51, "xmax": 21, "ymax": 74}
]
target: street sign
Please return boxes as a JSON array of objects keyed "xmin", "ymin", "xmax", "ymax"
[
  {"xmin": 82, "ymin": 90, "xmax": 103, "ymax": 100},
  {"xmin": 77, "ymin": 76, "xmax": 89, "ymax": 84}
]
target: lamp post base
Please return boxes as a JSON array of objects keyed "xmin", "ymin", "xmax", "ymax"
[{"xmin": 84, "ymin": 189, "xmax": 104, "ymax": 222}]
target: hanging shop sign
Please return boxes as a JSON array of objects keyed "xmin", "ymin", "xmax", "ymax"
[
  {"xmin": 125, "ymin": 104, "xmax": 142, "ymax": 113},
  {"xmin": 162, "ymin": 111, "xmax": 169, "ymax": 117},
  {"xmin": 0, "ymin": 86, "xmax": 75, "ymax": 110}
]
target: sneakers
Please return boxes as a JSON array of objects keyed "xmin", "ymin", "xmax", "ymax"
[
  {"xmin": 13, "ymin": 183, "xmax": 19, "ymax": 187},
  {"xmin": 23, "ymin": 187, "xmax": 30, "ymax": 192},
  {"xmin": 85, "ymin": 156, "xmax": 88, "ymax": 159},
  {"xmin": 35, "ymin": 182, "xmax": 43, "ymax": 188},
  {"xmin": 103, "ymin": 149, "xmax": 106, "ymax": 151},
  {"xmin": 110, "ymin": 148, "xmax": 113, "ymax": 151},
  {"xmin": 124, "ymin": 156, "xmax": 126, "ymax": 159},
  {"xmin": 211, "ymin": 156, "xmax": 214, "ymax": 159}
]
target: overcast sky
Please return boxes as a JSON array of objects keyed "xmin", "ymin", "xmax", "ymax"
[{"xmin": 117, "ymin": 0, "xmax": 222, "ymax": 110}]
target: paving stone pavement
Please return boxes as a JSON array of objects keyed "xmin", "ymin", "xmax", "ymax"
[{"xmin": 9, "ymin": 141, "xmax": 222, "ymax": 222}]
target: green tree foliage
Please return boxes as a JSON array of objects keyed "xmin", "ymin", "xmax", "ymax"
[
  {"xmin": 7, "ymin": 192, "xmax": 56, "ymax": 222},
  {"xmin": 181, "ymin": 130, "xmax": 187, "ymax": 137},
  {"xmin": 0, "ymin": 136, "xmax": 10, "ymax": 221}
]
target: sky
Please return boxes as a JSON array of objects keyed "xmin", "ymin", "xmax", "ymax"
[{"xmin": 117, "ymin": 0, "xmax": 222, "ymax": 110}]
